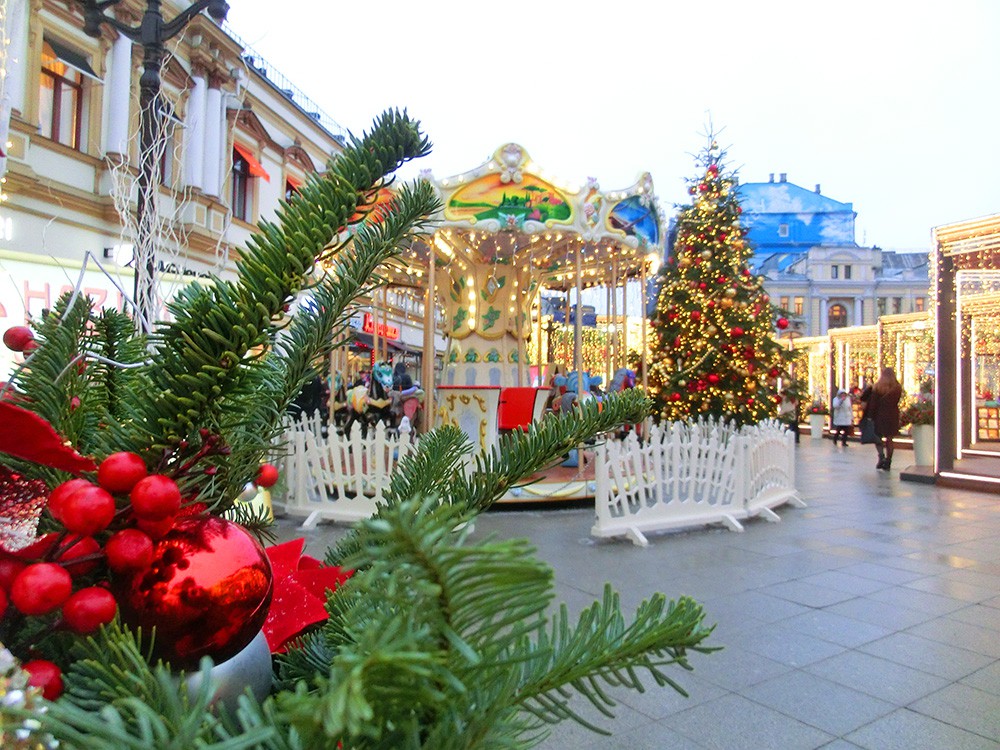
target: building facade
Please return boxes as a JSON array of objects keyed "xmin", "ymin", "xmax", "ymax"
[
  {"xmin": 0, "ymin": 0, "xmax": 431, "ymax": 381},
  {"xmin": 738, "ymin": 174, "xmax": 930, "ymax": 338}
]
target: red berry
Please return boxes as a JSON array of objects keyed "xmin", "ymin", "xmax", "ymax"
[
  {"xmin": 129, "ymin": 475, "xmax": 181, "ymax": 521},
  {"xmin": 135, "ymin": 515, "xmax": 176, "ymax": 539},
  {"xmin": 62, "ymin": 587, "xmax": 117, "ymax": 633},
  {"xmin": 2, "ymin": 326, "xmax": 34, "ymax": 352},
  {"xmin": 47, "ymin": 479, "xmax": 92, "ymax": 523},
  {"xmin": 105, "ymin": 529, "xmax": 154, "ymax": 573},
  {"xmin": 56, "ymin": 535, "xmax": 101, "ymax": 576},
  {"xmin": 61, "ymin": 486, "xmax": 116, "ymax": 536},
  {"xmin": 23, "ymin": 659, "xmax": 63, "ymax": 700},
  {"xmin": 256, "ymin": 463, "xmax": 279, "ymax": 488},
  {"xmin": 0, "ymin": 556, "xmax": 25, "ymax": 591},
  {"xmin": 10, "ymin": 563, "xmax": 72, "ymax": 615},
  {"xmin": 97, "ymin": 452, "xmax": 148, "ymax": 494}
]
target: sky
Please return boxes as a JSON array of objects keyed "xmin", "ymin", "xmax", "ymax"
[{"xmin": 228, "ymin": 0, "xmax": 999, "ymax": 252}]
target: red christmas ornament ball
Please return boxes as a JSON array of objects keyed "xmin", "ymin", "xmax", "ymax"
[
  {"xmin": 98, "ymin": 452, "xmax": 148, "ymax": 493},
  {"xmin": 2, "ymin": 326, "xmax": 34, "ymax": 352},
  {"xmin": 10, "ymin": 562, "xmax": 72, "ymax": 615},
  {"xmin": 731, "ymin": 327, "xmax": 744, "ymax": 337},
  {"xmin": 61, "ymin": 485, "xmax": 116, "ymax": 536},
  {"xmin": 130, "ymin": 474, "xmax": 182, "ymax": 521},
  {"xmin": 690, "ymin": 310, "xmax": 702, "ymax": 322},
  {"xmin": 776, "ymin": 317, "xmax": 789, "ymax": 330},
  {"xmin": 769, "ymin": 367, "xmax": 781, "ymax": 378},
  {"xmin": 62, "ymin": 586, "xmax": 118, "ymax": 634},
  {"xmin": 47, "ymin": 478, "xmax": 92, "ymax": 523},
  {"xmin": 112, "ymin": 516, "xmax": 273, "ymax": 670},
  {"xmin": 707, "ymin": 374, "xmax": 721, "ymax": 385},
  {"xmin": 23, "ymin": 659, "xmax": 63, "ymax": 700},
  {"xmin": 255, "ymin": 463, "xmax": 279, "ymax": 489},
  {"xmin": 105, "ymin": 528, "xmax": 155, "ymax": 573},
  {"xmin": 671, "ymin": 392, "xmax": 682, "ymax": 402}
]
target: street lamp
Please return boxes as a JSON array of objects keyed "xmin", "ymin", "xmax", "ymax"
[{"xmin": 78, "ymin": 0, "xmax": 230, "ymax": 333}]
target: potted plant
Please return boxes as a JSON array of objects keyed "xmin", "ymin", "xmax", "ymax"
[
  {"xmin": 902, "ymin": 392, "xmax": 935, "ymax": 466},
  {"xmin": 808, "ymin": 400, "xmax": 828, "ymax": 441}
]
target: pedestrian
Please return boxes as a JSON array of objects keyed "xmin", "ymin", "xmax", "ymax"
[
  {"xmin": 863, "ymin": 367, "xmax": 902, "ymax": 471},
  {"xmin": 831, "ymin": 388, "xmax": 853, "ymax": 447}
]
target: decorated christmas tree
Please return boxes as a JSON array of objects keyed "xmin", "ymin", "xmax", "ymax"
[
  {"xmin": 648, "ymin": 137, "xmax": 790, "ymax": 425},
  {"xmin": 0, "ymin": 112, "xmax": 714, "ymax": 749}
]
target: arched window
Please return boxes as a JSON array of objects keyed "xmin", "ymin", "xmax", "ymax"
[{"xmin": 828, "ymin": 303, "xmax": 848, "ymax": 329}]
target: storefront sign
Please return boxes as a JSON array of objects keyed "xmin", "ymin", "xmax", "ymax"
[{"xmin": 362, "ymin": 312, "xmax": 399, "ymax": 340}]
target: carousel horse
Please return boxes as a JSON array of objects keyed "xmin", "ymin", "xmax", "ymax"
[
  {"xmin": 343, "ymin": 362, "xmax": 395, "ymax": 437},
  {"xmin": 330, "ymin": 372, "xmax": 350, "ymax": 432}
]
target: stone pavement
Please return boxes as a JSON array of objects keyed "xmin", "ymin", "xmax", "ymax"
[{"xmin": 274, "ymin": 436, "xmax": 1000, "ymax": 750}]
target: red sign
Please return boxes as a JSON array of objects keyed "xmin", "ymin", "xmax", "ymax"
[{"xmin": 362, "ymin": 312, "xmax": 400, "ymax": 340}]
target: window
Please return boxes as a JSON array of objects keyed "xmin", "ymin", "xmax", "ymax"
[
  {"xmin": 915, "ymin": 297, "xmax": 925, "ymax": 312},
  {"xmin": 831, "ymin": 265, "xmax": 839, "ymax": 279},
  {"xmin": 844, "ymin": 265, "xmax": 852, "ymax": 280},
  {"xmin": 877, "ymin": 297, "xmax": 887, "ymax": 316},
  {"xmin": 778, "ymin": 223, "xmax": 789, "ymax": 238},
  {"xmin": 828, "ymin": 303, "xmax": 848, "ymax": 329},
  {"xmin": 892, "ymin": 297, "xmax": 902, "ymax": 314},
  {"xmin": 285, "ymin": 179, "xmax": 299, "ymax": 202},
  {"xmin": 39, "ymin": 40, "xmax": 89, "ymax": 149},
  {"xmin": 780, "ymin": 296, "xmax": 790, "ymax": 312},
  {"xmin": 793, "ymin": 296, "xmax": 804, "ymax": 316},
  {"xmin": 231, "ymin": 150, "xmax": 250, "ymax": 221},
  {"xmin": 156, "ymin": 98, "xmax": 180, "ymax": 187}
]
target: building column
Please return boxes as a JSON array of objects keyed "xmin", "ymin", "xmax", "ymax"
[
  {"xmin": 819, "ymin": 297, "xmax": 829, "ymax": 335},
  {"xmin": 0, "ymin": 0, "xmax": 30, "ymax": 181},
  {"xmin": 104, "ymin": 33, "xmax": 133, "ymax": 157},
  {"xmin": 202, "ymin": 79, "xmax": 223, "ymax": 197},
  {"xmin": 853, "ymin": 297, "xmax": 863, "ymax": 327},
  {"xmin": 183, "ymin": 71, "xmax": 207, "ymax": 191}
]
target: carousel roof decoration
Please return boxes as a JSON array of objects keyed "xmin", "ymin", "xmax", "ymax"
[{"xmin": 386, "ymin": 144, "xmax": 665, "ymax": 293}]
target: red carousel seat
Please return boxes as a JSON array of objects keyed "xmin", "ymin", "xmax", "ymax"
[{"xmin": 498, "ymin": 387, "xmax": 540, "ymax": 431}]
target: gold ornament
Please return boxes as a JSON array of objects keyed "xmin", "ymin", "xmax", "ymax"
[
  {"xmin": 747, "ymin": 381, "xmax": 757, "ymax": 392},
  {"xmin": 725, "ymin": 288, "xmax": 737, "ymax": 298},
  {"xmin": 707, "ymin": 325, "xmax": 718, "ymax": 335},
  {"xmin": 679, "ymin": 257, "xmax": 692, "ymax": 268},
  {"xmin": 721, "ymin": 298, "xmax": 734, "ymax": 309},
  {"xmin": 678, "ymin": 379, "xmax": 688, "ymax": 387},
  {"xmin": 700, "ymin": 250, "xmax": 712, "ymax": 260},
  {"xmin": 724, "ymin": 392, "xmax": 734, "ymax": 400}
]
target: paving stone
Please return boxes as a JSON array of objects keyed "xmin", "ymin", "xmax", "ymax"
[
  {"xmin": 910, "ymin": 683, "xmax": 1000, "ymax": 741},
  {"xmin": 804, "ymin": 650, "xmax": 950, "ymax": 705},
  {"xmin": 845, "ymin": 708, "xmax": 1000, "ymax": 750},
  {"xmin": 858, "ymin": 631, "xmax": 995, "ymax": 680}
]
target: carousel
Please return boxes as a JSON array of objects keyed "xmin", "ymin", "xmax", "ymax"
[{"xmin": 397, "ymin": 144, "xmax": 664, "ymax": 501}]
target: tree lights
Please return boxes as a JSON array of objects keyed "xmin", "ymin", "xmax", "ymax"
[{"xmin": 647, "ymin": 138, "xmax": 789, "ymax": 426}]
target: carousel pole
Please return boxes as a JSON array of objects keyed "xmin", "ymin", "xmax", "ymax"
[
  {"xmin": 621, "ymin": 275, "xmax": 629, "ymax": 373},
  {"xmin": 575, "ymin": 243, "xmax": 584, "ymax": 396},
  {"xmin": 516, "ymin": 294, "xmax": 526, "ymax": 386},
  {"xmin": 422, "ymin": 245, "xmax": 436, "ymax": 431},
  {"xmin": 536, "ymin": 293, "xmax": 544, "ymax": 385},
  {"xmin": 607, "ymin": 263, "xmax": 615, "ymax": 386},
  {"xmin": 640, "ymin": 257, "xmax": 649, "ymax": 393}
]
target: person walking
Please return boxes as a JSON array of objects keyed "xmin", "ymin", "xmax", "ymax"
[
  {"xmin": 864, "ymin": 367, "xmax": 903, "ymax": 471},
  {"xmin": 778, "ymin": 389, "xmax": 800, "ymax": 444},
  {"xmin": 831, "ymin": 388, "xmax": 853, "ymax": 447}
]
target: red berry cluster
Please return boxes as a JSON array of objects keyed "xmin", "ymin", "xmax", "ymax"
[
  {"xmin": 3, "ymin": 325, "xmax": 36, "ymax": 354},
  {"xmin": 0, "ymin": 451, "xmax": 185, "ymax": 699}
]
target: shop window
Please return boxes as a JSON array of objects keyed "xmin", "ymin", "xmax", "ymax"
[
  {"xmin": 915, "ymin": 297, "xmax": 925, "ymax": 312},
  {"xmin": 39, "ymin": 39, "xmax": 95, "ymax": 150},
  {"xmin": 828, "ymin": 303, "xmax": 848, "ymax": 329},
  {"xmin": 877, "ymin": 297, "xmax": 887, "ymax": 316},
  {"xmin": 844, "ymin": 265, "xmax": 852, "ymax": 279},
  {"xmin": 892, "ymin": 297, "xmax": 902, "ymax": 314},
  {"xmin": 831, "ymin": 265, "xmax": 839, "ymax": 279},
  {"xmin": 793, "ymin": 296, "xmax": 804, "ymax": 316}
]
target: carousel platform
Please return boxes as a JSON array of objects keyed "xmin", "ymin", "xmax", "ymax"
[{"xmin": 497, "ymin": 456, "xmax": 596, "ymax": 504}]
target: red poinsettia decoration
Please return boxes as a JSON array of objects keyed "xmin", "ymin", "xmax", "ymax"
[
  {"xmin": 0, "ymin": 401, "xmax": 96, "ymax": 474},
  {"xmin": 262, "ymin": 537, "xmax": 352, "ymax": 653}
]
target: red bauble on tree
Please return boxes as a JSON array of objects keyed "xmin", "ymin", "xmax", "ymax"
[
  {"xmin": 776, "ymin": 317, "xmax": 789, "ymax": 330},
  {"xmin": 256, "ymin": 463, "xmax": 279, "ymax": 489},
  {"xmin": 112, "ymin": 516, "xmax": 273, "ymax": 669}
]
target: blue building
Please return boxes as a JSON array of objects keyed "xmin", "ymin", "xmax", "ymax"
[{"xmin": 737, "ymin": 174, "xmax": 929, "ymax": 337}]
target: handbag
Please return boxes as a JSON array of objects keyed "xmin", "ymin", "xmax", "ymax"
[{"xmin": 859, "ymin": 417, "xmax": 877, "ymax": 444}]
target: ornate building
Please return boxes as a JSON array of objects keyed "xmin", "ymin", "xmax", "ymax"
[{"xmin": 739, "ymin": 174, "xmax": 930, "ymax": 337}]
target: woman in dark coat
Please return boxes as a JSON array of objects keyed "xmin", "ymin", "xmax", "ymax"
[{"xmin": 864, "ymin": 367, "xmax": 902, "ymax": 471}]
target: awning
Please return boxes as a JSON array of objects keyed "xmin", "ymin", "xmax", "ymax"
[
  {"xmin": 45, "ymin": 38, "xmax": 101, "ymax": 82},
  {"xmin": 233, "ymin": 142, "xmax": 271, "ymax": 182}
]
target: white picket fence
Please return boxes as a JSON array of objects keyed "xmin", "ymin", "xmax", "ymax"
[
  {"xmin": 593, "ymin": 418, "xmax": 804, "ymax": 546},
  {"xmin": 275, "ymin": 414, "xmax": 416, "ymax": 527}
]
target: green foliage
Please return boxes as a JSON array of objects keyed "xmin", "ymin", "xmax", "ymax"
[{"xmin": 647, "ymin": 134, "xmax": 790, "ymax": 426}]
